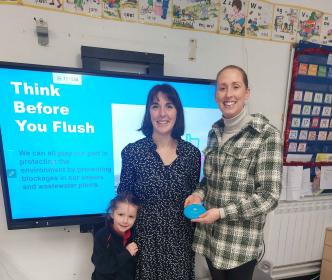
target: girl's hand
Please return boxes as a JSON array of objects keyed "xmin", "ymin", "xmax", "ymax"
[
  {"xmin": 184, "ymin": 194, "xmax": 202, "ymax": 207},
  {"xmin": 191, "ymin": 208, "xmax": 221, "ymax": 224},
  {"xmin": 126, "ymin": 242, "xmax": 138, "ymax": 256}
]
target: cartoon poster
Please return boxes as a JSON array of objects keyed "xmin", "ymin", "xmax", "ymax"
[
  {"xmin": 172, "ymin": 0, "xmax": 219, "ymax": 32},
  {"xmin": 272, "ymin": 4, "xmax": 299, "ymax": 43},
  {"xmin": 297, "ymin": 9, "xmax": 323, "ymax": 44},
  {"xmin": 103, "ymin": 0, "xmax": 138, "ymax": 21},
  {"xmin": 22, "ymin": 0, "xmax": 63, "ymax": 11},
  {"xmin": 139, "ymin": 0, "xmax": 172, "ymax": 26},
  {"xmin": 219, "ymin": 0, "xmax": 247, "ymax": 36},
  {"xmin": 246, "ymin": 0, "xmax": 273, "ymax": 40},
  {"xmin": 64, "ymin": 0, "xmax": 102, "ymax": 17},
  {"xmin": 102, "ymin": 0, "xmax": 122, "ymax": 19},
  {"xmin": 320, "ymin": 13, "xmax": 332, "ymax": 46},
  {"xmin": 119, "ymin": 0, "xmax": 139, "ymax": 21}
]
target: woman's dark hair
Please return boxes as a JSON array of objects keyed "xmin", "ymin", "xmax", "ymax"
[
  {"xmin": 232, "ymin": 0, "xmax": 242, "ymax": 11},
  {"xmin": 106, "ymin": 192, "xmax": 140, "ymax": 217},
  {"xmin": 216, "ymin": 65, "xmax": 249, "ymax": 89},
  {"xmin": 138, "ymin": 84, "xmax": 185, "ymax": 139}
]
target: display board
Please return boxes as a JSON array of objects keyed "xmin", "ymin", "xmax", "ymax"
[{"xmin": 284, "ymin": 41, "xmax": 332, "ymax": 165}]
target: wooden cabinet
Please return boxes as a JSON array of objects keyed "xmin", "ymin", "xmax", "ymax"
[{"xmin": 321, "ymin": 227, "xmax": 332, "ymax": 280}]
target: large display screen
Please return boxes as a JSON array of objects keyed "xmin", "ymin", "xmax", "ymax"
[{"xmin": 0, "ymin": 62, "xmax": 220, "ymax": 229}]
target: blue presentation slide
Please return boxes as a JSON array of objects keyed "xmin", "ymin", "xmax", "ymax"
[{"xmin": 0, "ymin": 67, "xmax": 219, "ymax": 220}]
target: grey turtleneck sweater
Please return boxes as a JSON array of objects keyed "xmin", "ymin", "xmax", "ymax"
[{"xmin": 220, "ymin": 106, "xmax": 252, "ymax": 146}]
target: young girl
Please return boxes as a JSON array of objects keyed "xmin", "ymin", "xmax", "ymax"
[{"xmin": 91, "ymin": 192, "xmax": 140, "ymax": 280}]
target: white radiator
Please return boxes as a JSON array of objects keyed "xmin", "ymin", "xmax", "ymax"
[{"xmin": 254, "ymin": 197, "xmax": 332, "ymax": 280}]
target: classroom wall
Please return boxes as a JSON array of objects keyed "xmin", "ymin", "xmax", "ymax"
[{"xmin": 0, "ymin": 1, "xmax": 331, "ymax": 280}]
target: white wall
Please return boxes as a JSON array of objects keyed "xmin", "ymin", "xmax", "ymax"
[{"xmin": 0, "ymin": 1, "xmax": 331, "ymax": 280}]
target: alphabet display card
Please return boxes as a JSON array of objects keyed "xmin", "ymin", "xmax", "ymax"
[
  {"xmin": 246, "ymin": 0, "xmax": 273, "ymax": 40},
  {"xmin": 297, "ymin": 9, "xmax": 323, "ymax": 44},
  {"xmin": 272, "ymin": 4, "xmax": 299, "ymax": 43},
  {"xmin": 219, "ymin": 0, "xmax": 248, "ymax": 36}
]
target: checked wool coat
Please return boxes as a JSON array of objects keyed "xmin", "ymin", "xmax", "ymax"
[{"xmin": 193, "ymin": 114, "xmax": 282, "ymax": 270}]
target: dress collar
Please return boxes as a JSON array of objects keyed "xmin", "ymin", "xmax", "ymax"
[{"xmin": 145, "ymin": 136, "xmax": 185, "ymax": 155}]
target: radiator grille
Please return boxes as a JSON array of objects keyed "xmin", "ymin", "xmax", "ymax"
[{"xmin": 263, "ymin": 198, "xmax": 332, "ymax": 268}]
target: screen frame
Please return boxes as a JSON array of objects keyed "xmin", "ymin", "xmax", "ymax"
[{"xmin": 0, "ymin": 61, "xmax": 216, "ymax": 230}]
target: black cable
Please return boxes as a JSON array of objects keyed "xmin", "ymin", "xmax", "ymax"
[
  {"xmin": 308, "ymin": 274, "xmax": 320, "ymax": 280},
  {"xmin": 257, "ymin": 239, "xmax": 265, "ymax": 263}
]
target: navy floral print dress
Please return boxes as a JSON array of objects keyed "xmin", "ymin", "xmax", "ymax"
[{"xmin": 117, "ymin": 137, "xmax": 201, "ymax": 280}]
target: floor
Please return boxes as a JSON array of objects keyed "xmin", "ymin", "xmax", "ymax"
[{"xmin": 195, "ymin": 253, "xmax": 322, "ymax": 280}]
